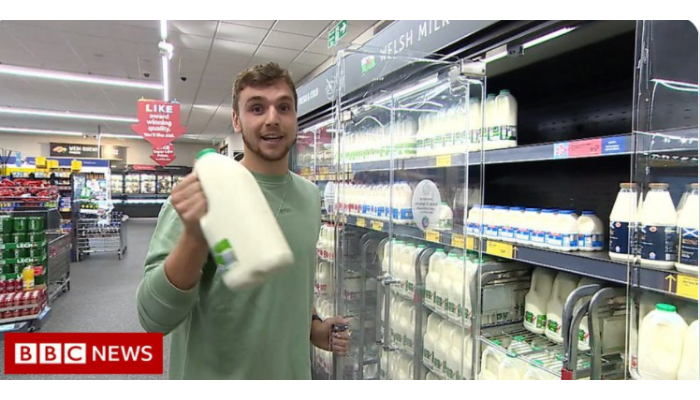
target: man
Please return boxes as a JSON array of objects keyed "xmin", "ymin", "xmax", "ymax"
[{"xmin": 136, "ymin": 62, "xmax": 349, "ymax": 379}]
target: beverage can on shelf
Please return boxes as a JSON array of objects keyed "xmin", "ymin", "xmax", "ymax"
[
  {"xmin": 13, "ymin": 217, "xmax": 28, "ymax": 233},
  {"xmin": 28, "ymin": 217, "xmax": 45, "ymax": 232},
  {"xmin": 12, "ymin": 233, "xmax": 28, "ymax": 243},
  {"xmin": 28, "ymin": 232, "xmax": 46, "ymax": 243},
  {"xmin": 0, "ymin": 216, "xmax": 13, "ymax": 234}
]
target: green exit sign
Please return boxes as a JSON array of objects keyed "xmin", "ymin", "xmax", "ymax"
[{"xmin": 328, "ymin": 20, "xmax": 348, "ymax": 49}]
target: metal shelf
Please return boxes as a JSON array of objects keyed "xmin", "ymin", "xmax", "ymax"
[{"xmin": 339, "ymin": 214, "xmax": 696, "ymax": 300}]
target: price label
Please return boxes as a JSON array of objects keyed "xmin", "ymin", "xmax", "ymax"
[
  {"xmin": 371, "ymin": 221, "xmax": 384, "ymax": 231},
  {"xmin": 48, "ymin": 160, "xmax": 59, "ymax": 169},
  {"xmin": 356, "ymin": 218, "xmax": 366, "ymax": 228},
  {"xmin": 35, "ymin": 157, "xmax": 47, "ymax": 168},
  {"xmin": 486, "ymin": 240, "xmax": 514, "ymax": 259},
  {"xmin": 425, "ymin": 231, "xmax": 440, "ymax": 243},
  {"xmin": 451, "ymin": 234, "xmax": 465, "ymax": 248},
  {"xmin": 676, "ymin": 274, "xmax": 698, "ymax": 300},
  {"xmin": 436, "ymin": 155, "xmax": 452, "ymax": 167},
  {"xmin": 569, "ymin": 138, "xmax": 603, "ymax": 158},
  {"xmin": 467, "ymin": 237, "xmax": 476, "ymax": 251}
]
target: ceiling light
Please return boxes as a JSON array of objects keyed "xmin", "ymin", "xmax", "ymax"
[
  {"xmin": 0, "ymin": 126, "xmax": 83, "ymax": 136},
  {"xmin": 483, "ymin": 27, "xmax": 577, "ymax": 64},
  {"xmin": 100, "ymin": 133, "xmax": 142, "ymax": 139},
  {"xmin": 373, "ymin": 74, "xmax": 440, "ymax": 105},
  {"xmin": 162, "ymin": 55, "xmax": 170, "ymax": 102},
  {"xmin": 160, "ymin": 20, "xmax": 168, "ymax": 41},
  {"xmin": 0, "ymin": 106, "xmax": 137, "ymax": 123},
  {"xmin": 0, "ymin": 65, "xmax": 163, "ymax": 90}
]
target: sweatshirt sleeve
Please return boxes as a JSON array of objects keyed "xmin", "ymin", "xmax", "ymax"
[{"xmin": 136, "ymin": 200, "xmax": 201, "ymax": 335}]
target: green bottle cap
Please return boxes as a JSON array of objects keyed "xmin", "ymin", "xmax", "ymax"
[
  {"xmin": 196, "ymin": 148, "xmax": 217, "ymax": 159},
  {"xmin": 656, "ymin": 303, "xmax": 677, "ymax": 313}
]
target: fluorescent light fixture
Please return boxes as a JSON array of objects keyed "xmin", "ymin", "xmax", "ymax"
[
  {"xmin": 160, "ymin": 20, "xmax": 168, "ymax": 41},
  {"xmin": 0, "ymin": 126, "xmax": 83, "ymax": 136},
  {"xmin": 374, "ymin": 74, "xmax": 439, "ymax": 105},
  {"xmin": 100, "ymin": 133, "xmax": 142, "ymax": 139},
  {"xmin": 0, "ymin": 106, "xmax": 137, "ymax": 123},
  {"xmin": 162, "ymin": 55, "xmax": 170, "ymax": 101},
  {"xmin": 0, "ymin": 64, "xmax": 163, "ymax": 90},
  {"xmin": 651, "ymin": 78, "xmax": 699, "ymax": 93},
  {"xmin": 483, "ymin": 27, "xmax": 576, "ymax": 64}
]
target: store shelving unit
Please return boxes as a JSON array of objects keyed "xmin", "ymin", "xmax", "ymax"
[{"xmin": 297, "ymin": 20, "xmax": 697, "ymax": 381}]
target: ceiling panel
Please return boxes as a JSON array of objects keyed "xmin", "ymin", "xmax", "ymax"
[
  {"xmin": 263, "ymin": 31, "xmax": 314, "ymax": 51},
  {"xmin": 169, "ymin": 32, "xmax": 213, "ymax": 51},
  {"xmin": 114, "ymin": 21, "xmax": 160, "ymax": 30},
  {"xmin": 170, "ymin": 20, "xmax": 218, "ymax": 38},
  {"xmin": 223, "ymin": 20, "xmax": 276, "ymax": 30},
  {"xmin": 274, "ymin": 20, "xmax": 332, "ymax": 37},
  {"xmin": 348, "ymin": 20, "xmax": 379, "ymax": 28},
  {"xmin": 217, "ymin": 23, "xmax": 269, "ymax": 44},
  {"xmin": 305, "ymin": 38, "xmax": 340, "ymax": 56},
  {"xmin": 210, "ymin": 39, "xmax": 258, "ymax": 62},
  {"xmin": 253, "ymin": 46, "xmax": 300, "ymax": 64},
  {"xmin": 286, "ymin": 63, "xmax": 317, "ymax": 82},
  {"xmin": 106, "ymin": 23, "xmax": 161, "ymax": 45},
  {"xmin": 2, "ymin": 22, "xmax": 66, "ymax": 44}
]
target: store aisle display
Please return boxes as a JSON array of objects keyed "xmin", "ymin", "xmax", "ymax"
[{"xmin": 0, "ymin": 219, "xmax": 170, "ymax": 379}]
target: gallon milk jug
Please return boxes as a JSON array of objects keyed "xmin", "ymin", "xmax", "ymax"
[
  {"xmin": 638, "ymin": 303, "xmax": 688, "ymax": 380},
  {"xmin": 578, "ymin": 211, "xmax": 604, "ymax": 251},
  {"xmin": 609, "ymin": 183, "xmax": 639, "ymax": 263},
  {"xmin": 425, "ymin": 249, "xmax": 446, "ymax": 307},
  {"xmin": 497, "ymin": 353, "xmax": 526, "ymax": 380},
  {"xmin": 445, "ymin": 330, "xmax": 468, "ymax": 380},
  {"xmin": 676, "ymin": 183, "xmax": 698, "ymax": 274},
  {"xmin": 678, "ymin": 320, "xmax": 699, "ymax": 380},
  {"xmin": 524, "ymin": 268, "xmax": 557, "ymax": 334},
  {"xmin": 434, "ymin": 321, "xmax": 458, "ymax": 374},
  {"xmin": 522, "ymin": 360, "xmax": 554, "ymax": 380},
  {"xmin": 467, "ymin": 205, "xmax": 483, "ymax": 236},
  {"xmin": 479, "ymin": 341, "xmax": 503, "ymax": 380},
  {"xmin": 426, "ymin": 372, "xmax": 441, "ymax": 380},
  {"xmin": 468, "ymin": 97, "xmax": 482, "ymax": 152},
  {"xmin": 461, "ymin": 334, "xmax": 474, "ymax": 380},
  {"xmin": 437, "ymin": 253, "xmax": 459, "ymax": 313},
  {"xmin": 575, "ymin": 277, "xmax": 603, "ymax": 351},
  {"xmin": 316, "ymin": 261, "xmax": 332, "ymax": 296},
  {"xmin": 194, "ymin": 149, "xmax": 294, "ymax": 289},
  {"xmin": 447, "ymin": 256, "xmax": 466, "ymax": 321},
  {"xmin": 424, "ymin": 313, "xmax": 442, "ymax": 365},
  {"xmin": 495, "ymin": 89, "xmax": 518, "ymax": 148},
  {"xmin": 640, "ymin": 183, "xmax": 677, "ymax": 269},
  {"xmin": 545, "ymin": 272, "xmax": 580, "ymax": 343},
  {"xmin": 483, "ymin": 94, "xmax": 498, "ymax": 150}
]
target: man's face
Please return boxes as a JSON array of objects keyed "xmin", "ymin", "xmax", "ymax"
[{"xmin": 232, "ymin": 79, "xmax": 297, "ymax": 162}]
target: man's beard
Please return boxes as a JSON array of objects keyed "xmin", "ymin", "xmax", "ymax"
[{"xmin": 241, "ymin": 130, "xmax": 297, "ymax": 162}]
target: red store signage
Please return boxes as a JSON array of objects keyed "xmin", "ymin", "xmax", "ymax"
[
  {"xmin": 131, "ymin": 99, "xmax": 187, "ymax": 148},
  {"xmin": 4, "ymin": 332, "xmax": 163, "ymax": 375},
  {"xmin": 150, "ymin": 144, "xmax": 177, "ymax": 167}
]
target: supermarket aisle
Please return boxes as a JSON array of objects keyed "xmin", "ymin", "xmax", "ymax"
[{"xmin": 0, "ymin": 219, "xmax": 171, "ymax": 379}]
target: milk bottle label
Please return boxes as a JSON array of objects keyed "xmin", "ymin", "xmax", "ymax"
[
  {"xmin": 546, "ymin": 233, "xmax": 562, "ymax": 247},
  {"xmin": 393, "ymin": 207, "xmax": 413, "ymax": 221},
  {"xmin": 444, "ymin": 132, "xmax": 454, "ymax": 148},
  {"xmin": 580, "ymin": 234, "xmax": 604, "ymax": 249},
  {"xmin": 423, "ymin": 348, "xmax": 432, "ymax": 363},
  {"xmin": 525, "ymin": 311, "xmax": 546, "ymax": 330},
  {"xmin": 578, "ymin": 328, "xmax": 589, "ymax": 346},
  {"xmin": 640, "ymin": 225, "xmax": 678, "ymax": 262},
  {"xmin": 485, "ymin": 224, "xmax": 499, "ymax": 238},
  {"xmin": 489, "ymin": 126, "xmax": 501, "ymax": 141},
  {"xmin": 470, "ymin": 129, "xmax": 481, "ymax": 145},
  {"xmin": 403, "ymin": 334, "xmax": 414, "ymax": 349},
  {"xmin": 609, "ymin": 221, "xmax": 631, "ymax": 255},
  {"xmin": 500, "ymin": 125, "xmax": 517, "ymax": 141},
  {"xmin": 547, "ymin": 319, "xmax": 561, "ymax": 335},
  {"xmin": 434, "ymin": 134, "xmax": 444, "ymax": 149},
  {"xmin": 500, "ymin": 226, "xmax": 514, "ymax": 239},
  {"xmin": 213, "ymin": 239, "xmax": 237, "ymax": 271},
  {"xmin": 515, "ymin": 227, "xmax": 530, "ymax": 242},
  {"xmin": 425, "ymin": 289, "xmax": 434, "ymax": 303},
  {"xmin": 445, "ymin": 365, "xmax": 456, "ymax": 380},
  {"xmin": 530, "ymin": 230, "xmax": 546, "ymax": 244},
  {"xmin": 679, "ymin": 228, "xmax": 699, "ymax": 265}
]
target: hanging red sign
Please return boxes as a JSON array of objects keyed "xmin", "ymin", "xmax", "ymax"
[
  {"xmin": 150, "ymin": 144, "xmax": 176, "ymax": 167},
  {"xmin": 131, "ymin": 100, "xmax": 187, "ymax": 148}
]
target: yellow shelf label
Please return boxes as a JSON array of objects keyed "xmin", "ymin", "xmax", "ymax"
[
  {"xmin": 676, "ymin": 274, "xmax": 698, "ymax": 300},
  {"xmin": 486, "ymin": 240, "xmax": 514, "ymax": 259},
  {"xmin": 35, "ymin": 157, "xmax": 47, "ymax": 168},
  {"xmin": 48, "ymin": 160, "xmax": 59, "ymax": 169},
  {"xmin": 467, "ymin": 237, "xmax": 476, "ymax": 251},
  {"xmin": 371, "ymin": 220, "xmax": 383, "ymax": 231},
  {"xmin": 451, "ymin": 234, "xmax": 465, "ymax": 248},
  {"xmin": 436, "ymin": 155, "xmax": 452, "ymax": 167},
  {"xmin": 356, "ymin": 218, "xmax": 366, "ymax": 228},
  {"xmin": 425, "ymin": 231, "xmax": 440, "ymax": 243}
]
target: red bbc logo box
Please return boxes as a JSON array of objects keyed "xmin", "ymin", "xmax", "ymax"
[{"xmin": 4, "ymin": 333, "xmax": 163, "ymax": 375}]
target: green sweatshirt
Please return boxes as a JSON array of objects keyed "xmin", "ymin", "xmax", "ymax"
[{"xmin": 136, "ymin": 171, "xmax": 321, "ymax": 379}]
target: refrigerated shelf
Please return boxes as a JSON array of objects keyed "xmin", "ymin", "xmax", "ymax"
[{"xmin": 339, "ymin": 215, "xmax": 697, "ymax": 302}]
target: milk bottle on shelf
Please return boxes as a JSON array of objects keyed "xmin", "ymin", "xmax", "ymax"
[
  {"xmin": 495, "ymin": 89, "xmax": 518, "ymax": 149},
  {"xmin": 446, "ymin": 329, "xmax": 468, "ymax": 380},
  {"xmin": 481, "ymin": 206, "xmax": 495, "ymax": 238},
  {"xmin": 609, "ymin": 183, "xmax": 640, "ymax": 263},
  {"xmin": 425, "ymin": 249, "xmax": 447, "ymax": 307},
  {"xmin": 460, "ymin": 334, "xmax": 474, "ymax": 380},
  {"xmin": 423, "ymin": 313, "xmax": 443, "ymax": 365},
  {"xmin": 400, "ymin": 303, "xmax": 416, "ymax": 349},
  {"xmin": 523, "ymin": 268, "xmax": 557, "ymax": 334},
  {"xmin": 435, "ymin": 321, "xmax": 458, "ymax": 375},
  {"xmin": 316, "ymin": 261, "xmax": 332, "ymax": 296},
  {"xmin": 517, "ymin": 208, "xmax": 539, "ymax": 244},
  {"xmin": 467, "ymin": 205, "xmax": 483, "ymax": 236},
  {"xmin": 483, "ymin": 94, "xmax": 498, "ymax": 151},
  {"xmin": 479, "ymin": 341, "xmax": 504, "ymax": 380},
  {"xmin": 676, "ymin": 183, "xmax": 698, "ymax": 274},
  {"xmin": 437, "ymin": 253, "xmax": 459, "ymax": 312},
  {"xmin": 529, "ymin": 209, "xmax": 548, "ymax": 248},
  {"xmin": 498, "ymin": 353, "xmax": 526, "ymax": 380},
  {"xmin": 437, "ymin": 202, "xmax": 454, "ymax": 231},
  {"xmin": 640, "ymin": 183, "xmax": 677, "ymax": 269},
  {"xmin": 550, "ymin": 210, "xmax": 579, "ymax": 252},
  {"xmin": 638, "ymin": 303, "xmax": 688, "ymax": 380},
  {"xmin": 539, "ymin": 209, "xmax": 557, "ymax": 249},
  {"xmin": 392, "ymin": 182, "xmax": 414, "ymax": 224},
  {"xmin": 678, "ymin": 320, "xmax": 699, "ymax": 380},
  {"xmin": 676, "ymin": 184, "xmax": 691, "ymax": 218},
  {"xmin": 194, "ymin": 149, "xmax": 294, "ymax": 290},
  {"xmin": 523, "ymin": 360, "xmax": 554, "ymax": 380},
  {"xmin": 468, "ymin": 97, "xmax": 482, "ymax": 152},
  {"xmin": 404, "ymin": 116, "xmax": 418, "ymax": 159},
  {"xmin": 447, "ymin": 256, "xmax": 466, "ymax": 321},
  {"xmin": 578, "ymin": 211, "xmax": 604, "ymax": 251},
  {"xmin": 407, "ymin": 244, "xmax": 426, "ymax": 295},
  {"xmin": 500, "ymin": 207, "xmax": 522, "ymax": 242},
  {"xmin": 575, "ymin": 277, "xmax": 605, "ymax": 351},
  {"xmin": 545, "ymin": 272, "xmax": 580, "ymax": 343}
]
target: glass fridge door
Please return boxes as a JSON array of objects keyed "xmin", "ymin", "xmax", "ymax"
[
  {"xmin": 330, "ymin": 49, "xmax": 484, "ymax": 380},
  {"xmin": 628, "ymin": 20, "xmax": 698, "ymax": 381}
]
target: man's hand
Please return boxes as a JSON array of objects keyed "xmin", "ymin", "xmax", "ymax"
[
  {"xmin": 311, "ymin": 315, "xmax": 350, "ymax": 356},
  {"xmin": 171, "ymin": 173, "xmax": 208, "ymax": 244}
]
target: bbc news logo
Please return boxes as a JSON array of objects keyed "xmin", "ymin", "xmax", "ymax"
[{"xmin": 4, "ymin": 333, "xmax": 163, "ymax": 374}]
